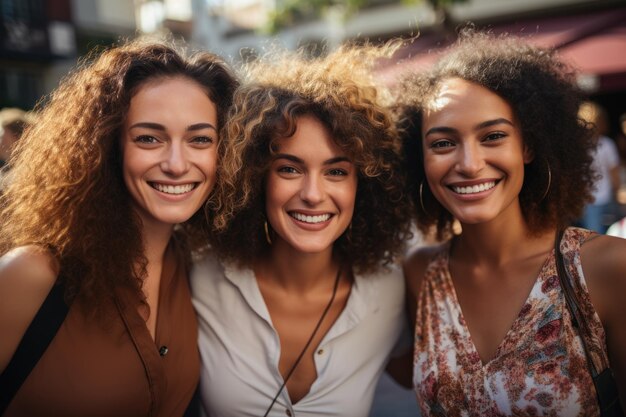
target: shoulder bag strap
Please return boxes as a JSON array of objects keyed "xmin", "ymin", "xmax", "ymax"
[
  {"xmin": 555, "ymin": 229, "xmax": 623, "ymax": 416},
  {"xmin": 0, "ymin": 283, "xmax": 69, "ymax": 414}
]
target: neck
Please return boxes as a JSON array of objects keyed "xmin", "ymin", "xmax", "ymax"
[
  {"xmin": 454, "ymin": 205, "xmax": 554, "ymax": 267},
  {"xmin": 256, "ymin": 240, "xmax": 340, "ymax": 294},
  {"xmin": 139, "ymin": 217, "xmax": 174, "ymax": 268}
]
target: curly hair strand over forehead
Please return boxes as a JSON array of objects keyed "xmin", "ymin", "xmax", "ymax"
[
  {"xmin": 0, "ymin": 37, "xmax": 238, "ymax": 314},
  {"xmin": 210, "ymin": 42, "xmax": 413, "ymax": 274},
  {"xmin": 394, "ymin": 30, "xmax": 596, "ymax": 240}
]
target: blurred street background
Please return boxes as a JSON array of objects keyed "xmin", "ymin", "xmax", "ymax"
[{"xmin": 3, "ymin": 0, "xmax": 626, "ymax": 415}]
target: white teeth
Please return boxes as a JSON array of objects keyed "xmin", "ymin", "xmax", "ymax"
[
  {"xmin": 452, "ymin": 181, "xmax": 496, "ymax": 195},
  {"xmin": 291, "ymin": 212, "xmax": 331, "ymax": 224},
  {"xmin": 152, "ymin": 183, "xmax": 195, "ymax": 195}
]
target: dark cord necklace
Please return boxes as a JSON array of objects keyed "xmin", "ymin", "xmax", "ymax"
[{"xmin": 262, "ymin": 267, "xmax": 342, "ymax": 417}]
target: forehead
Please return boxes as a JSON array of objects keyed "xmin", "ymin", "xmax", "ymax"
[
  {"xmin": 272, "ymin": 115, "xmax": 345, "ymax": 156},
  {"xmin": 126, "ymin": 77, "xmax": 217, "ymax": 122},
  {"xmin": 423, "ymin": 77, "xmax": 515, "ymax": 125}
]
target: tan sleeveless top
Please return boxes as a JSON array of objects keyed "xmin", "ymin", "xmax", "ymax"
[
  {"xmin": 5, "ymin": 242, "xmax": 200, "ymax": 417},
  {"xmin": 413, "ymin": 227, "xmax": 605, "ymax": 416}
]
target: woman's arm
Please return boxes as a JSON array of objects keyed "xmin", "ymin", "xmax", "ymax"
[
  {"xmin": 385, "ymin": 245, "xmax": 438, "ymax": 388},
  {"xmin": 0, "ymin": 246, "xmax": 59, "ymax": 372},
  {"xmin": 580, "ymin": 234, "xmax": 626, "ymax": 409}
]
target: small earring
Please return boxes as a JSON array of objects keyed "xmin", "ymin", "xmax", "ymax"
[
  {"xmin": 539, "ymin": 160, "xmax": 552, "ymax": 202},
  {"xmin": 264, "ymin": 220, "xmax": 273, "ymax": 245},
  {"xmin": 419, "ymin": 181, "xmax": 433, "ymax": 218}
]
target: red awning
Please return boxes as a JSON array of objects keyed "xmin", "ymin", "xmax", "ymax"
[{"xmin": 379, "ymin": 6, "xmax": 626, "ymax": 92}]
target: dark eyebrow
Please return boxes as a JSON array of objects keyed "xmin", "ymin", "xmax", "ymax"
[
  {"xmin": 424, "ymin": 126, "xmax": 457, "ymax": 137},
  {"xmin": 424, "ymin": 118, "xmax": 514, "ymax": 137},
  {"xmin": 273, "ymin": 154, "xmax": 351, "ymax": 165},
  {"xmin": 128, "ymin": 122, "xmax": 217, "ymax": 132},
  {"xmin": 274, "ymin": 154, "xmax": 304, "ymax": 164},
  {"xmin": 475, "ymin": 118, "xmax": 514, "ymax": 130},
  {"xmin": 324, "ymin": 156, "xmax": 351, "ymax": 165},
  {"xmin": 187, "ymin": 123, "xmax": 217, "ymax": 132},
  {"xmin": 129, "ymin": 122, "xmax": 165, "ymax": 131}
]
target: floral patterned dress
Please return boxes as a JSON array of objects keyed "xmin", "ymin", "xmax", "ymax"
[{"xmin": 413, "ymin": 227, "xmax": 605, "ymax": 417}]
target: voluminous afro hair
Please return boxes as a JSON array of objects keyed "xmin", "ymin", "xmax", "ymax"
[
  {"xmin": 0, "ymin": 37, "xmax": 238, "ymax": 313},
  {"xmin": 394, "ymin": 30, "xmax": 595, "ymax": 239},
  {"xmin": 210, "ymin": 43, "xmax": 413, "ymax": 274}
]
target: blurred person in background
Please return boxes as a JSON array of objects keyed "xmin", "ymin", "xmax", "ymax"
[
  {"xmin": 395, "ymin": 30, "xmax": 626, "ymax": 416},
  {"xmin": 607, "ymin": 113, "xmax": 626, "ymax": 239},
  {"xmin": 0, "ymin": 107, "xmax": 33, "ymax": 167},
  {"xmin": 0, "ymin": 107, "xmax": 33, "ymax": 190},
  {"xmin": 614, "ymin": 113, "xmax": 626, "ymax": 211},
  {"xmin": 191, "ymin": 43, "xmax": 413, "ymax": 417},
  {"xmin": 0, "ymin": 38, "xmax": 238, "ymax": 416},
  {"xmin": 578, "ymin": 101, "xmax": 620, "ymax": 233}
]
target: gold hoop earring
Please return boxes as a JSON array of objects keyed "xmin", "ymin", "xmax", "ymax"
[
  {"xmin": 264, "ymin": 220, "xmax": 272, "ymax": 245},
  {"xmin": 419, "ymin": 181, "xmax": 433, "ymax": 218},
  {"xmin": 539, "ymin": 161, "xmax": 552, "ymax": 202}
]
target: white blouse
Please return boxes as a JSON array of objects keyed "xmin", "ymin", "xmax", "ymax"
[{"xmin": 191, "ymin": 252, "xmax": 407, "ymax": 417}]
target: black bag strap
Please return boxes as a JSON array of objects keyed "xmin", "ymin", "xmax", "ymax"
[
  {"xmin": 554, "ymin": 229, "xmax": 603, "ymax": 375},
  {"xmin": 555, "ymin": 229, "xmax": 624, "ymax": 416},
  {"xmin": 0, "ymin": 283, "xmax": 68, "ymax": 414}
]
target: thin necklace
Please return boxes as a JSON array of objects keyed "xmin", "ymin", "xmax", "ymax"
[{"xmin": 262, "ymin": 267, "xmax": 342, "ymax": 417}]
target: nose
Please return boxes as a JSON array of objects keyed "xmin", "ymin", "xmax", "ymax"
[
  {"xmin": 161, "ymin": 142, "xmax": 190, "ymax": 176},
  {"xmin": 456, "ymin": 142, "xmax": 485, "ymax": 176},
  {"xmin": 300, "ymin": 174, "xmax": 325, "ymax": 205}
]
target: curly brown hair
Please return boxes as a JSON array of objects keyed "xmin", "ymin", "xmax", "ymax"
[
  {"xmin": 209, "ymin": 44, "xmax": 413, "ymax": 274},
  {"xmin": 394, "ymin": 30, "xmax": 595, "ymax": 239},
  {"xmin": 0, "ymin": 37, "xmax": 238, "ymax": 312}
]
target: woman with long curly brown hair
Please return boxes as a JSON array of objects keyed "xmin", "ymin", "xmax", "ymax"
[
  {"xmin": 191, "ymin": 44, "xmax": 413, "ymax": 417},
  {"xmin": 0, "ymin": 38, "xmax": 237, "ymax": 416},
  {"xmin": 396, "ymin": 31, "xmax": 626, "ymax": 415}
]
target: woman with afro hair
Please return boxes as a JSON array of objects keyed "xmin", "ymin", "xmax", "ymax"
[
  {"xmin": 191, "ymin": 43, "xmax": 413, "ymax": 417},
  {"xmin": 0, "ymin": 38, "xmax": 238, "ymax": 416},
  {"xmin": 396, "ymin": 30, "xmax": 626, "ymax": 416}
]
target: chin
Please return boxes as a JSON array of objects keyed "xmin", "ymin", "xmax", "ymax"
[
  {"xmin": 153, "ymin": 210, "xmax": 200, "ymax": 226},
  {"xmin": 287, "ymin": 240, "xmax": 335, "ymax": 255}
]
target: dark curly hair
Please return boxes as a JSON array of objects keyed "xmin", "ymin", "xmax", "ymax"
[
  {"xmin": 394, "ymin": 30, "xmax": 595, "ymax": 239},
  {"xmin": 0, "ymin": 37, "xmax": 238, "ymax": 313},
  {"xmin": 210, "ymin": 44, "xmax": 413, "ymax": 274}
]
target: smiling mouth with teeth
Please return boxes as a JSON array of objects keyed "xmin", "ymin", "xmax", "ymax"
[
  {"xmin": 451, "ymin": 181, "xmax": 497, "ymax": 195},
  {"xmin": 150, "ymin": 182, "xmax": 197, "ymax": 195},
  {"xmin": 289, "ymin": 212, "xmax": 332, "ymax": 224}
]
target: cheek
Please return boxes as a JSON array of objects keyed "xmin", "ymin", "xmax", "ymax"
[
  {"xmin": 199, "ymin": 150, "xmax": 218, "ymax": 184},
  {"xmin": 341, "ymin": 180, "xmax": 358, "ymax": 214},
  {"xmin": 264, "ymin": 175, "xmax": 285, "ymax": 217},
  {"xmin": 121, "ymin": 150, "xmax": 140, "ymax": 185},
  {"xmin": 423, "ymin": 156, "xmax": 444, "ymax": 185}
]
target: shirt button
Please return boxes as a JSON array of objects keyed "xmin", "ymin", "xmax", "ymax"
[
  {"xmin": 285, "ymin": 409, "xmax": 292, "ymax": 416},
  {"xmin": 159, "ymin": 346, "xmax": 169, "ymax": 356},
  {"xmin": 317, "ymin": 349, "xmax": 324, "ymax": 355}
]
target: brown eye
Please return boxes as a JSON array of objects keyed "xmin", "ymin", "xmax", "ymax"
[
  {"xmin": 192, "ymin": 136, "xmax": 214, "ymax": 144},
  {"xmin": 483, "ymin": 132, "xmax": 506, "ymax": 142},
  {"xmin": 134, "ymin": 135, "xmax": 158, "ymax": 144}
]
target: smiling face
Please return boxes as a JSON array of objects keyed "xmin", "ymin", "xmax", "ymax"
[
  {"xmin": 421, "ymin": 77, "xmax": 532, "ymax": 226},
  {"xmin": 265, "ymin": 115, "xmax": 358, "ymax": 255},
  {"xmin": 121, "ymin": 76, "xmax": 219, "ymax": 229}
]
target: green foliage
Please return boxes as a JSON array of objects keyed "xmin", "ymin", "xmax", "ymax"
[
  {"xmin": 263, "ymin": 0, "xmax": 367, "ymax": 34},
  {"xmin": 263, "ymin": 0, "xmax": 468, "ymax": 34},
  {"xmin": 402, "ymin": 0, "xmax": 467, "ymax": 6}
]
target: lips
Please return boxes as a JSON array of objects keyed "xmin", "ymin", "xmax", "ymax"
[
  {"xmin": 450, "ymin": 180, "xmax": 497, "ymax": 195},
  {"xmin": 149, "ymin": 182, "xmax": 197, "ymax": 195},
  {"xmin": 289, "ymin": 211, "xmax": 332, "ymax": 224}
]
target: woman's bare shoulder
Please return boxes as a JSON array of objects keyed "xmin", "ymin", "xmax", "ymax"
[
  {"xmin": 0, "ymin": 245, "xmax": 60, "ymax": 372},
  {"xmin": 580, "ymin": 234, "xmax": 626, "ymax": 286},
  {"xmin": 0, "ymin": 245, "xmax": 59, "ymax": 287}
]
